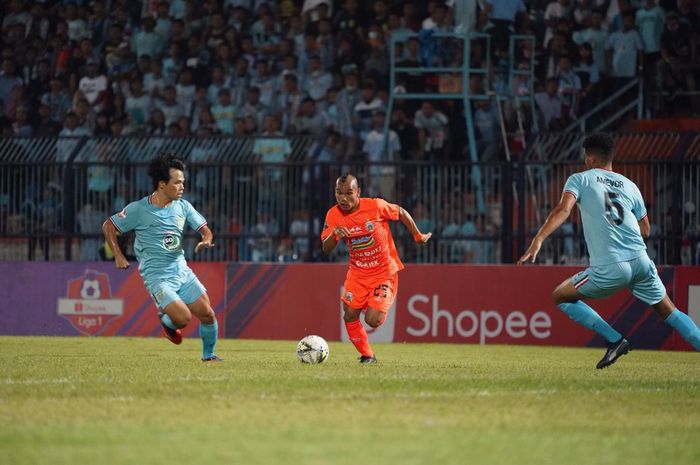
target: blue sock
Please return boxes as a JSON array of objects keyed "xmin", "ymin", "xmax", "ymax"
[
  {"xmin": 199, "ymin": 320, "xmax": 218, "ymax": 359},
  {"xmin": 160, "ymin": 313, "xmax": 177, "ymax": 330},
  {"xmin": 558, "ymin": 301, "xmax": 622, "ymax": 343},
  {"xmin": 665, "ymin": 309, "xmax": 700, "ymax": 350}
]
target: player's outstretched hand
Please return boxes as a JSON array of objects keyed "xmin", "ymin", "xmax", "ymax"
[
  {"xmin": 415, "ymin": 232, "xmax": 432, "ymax": 244},
  {"xmin": 195, "ymin": 240, "xmax": 215, "ymax": 253},
  {"xmin": 115, "ymin": 256, "xmax": 129, "ymax": 269},
  {"xmin": 517, "ymin": 240, "xmax": 541, "ymax": 265}
]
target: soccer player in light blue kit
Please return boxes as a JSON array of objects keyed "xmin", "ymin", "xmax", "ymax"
[
  {"xmin": 102, "ymin": 153, "xmax": 222, "ymax": 362},
  {"xmin": 518, "ymin": 133, "xmax": 700, "ymax": 368}
]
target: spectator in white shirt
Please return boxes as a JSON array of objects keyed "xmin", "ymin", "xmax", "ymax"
[
  {"xmin": 175, "ymin": 68, "xmax": 196, "ymax": 116},
  {"xmin": 131, "ymin": 15, "xmax": 165, "ymax": 61},
  {"xmin": 544, "ymin": 0, "xmax": 571, "ymax": 46},
  {"xmin": 58, "ymin": 112, "xmax": 91, "ymax": 162},
  {"xmin": 143, "ymin": 58, "xmax": 169, "ymax": 98},
  {"xmin": 414, "ymin": 101, "xmax": 449, "ymax": 160},
  {"xmin": 535, "ymin": 77, "xmax": 567, "ymax": 129},
  {"xmin": 573, "ymin": 10, "xmax": 609, "ymax": 74},
  {"xmin": 154, "ymin": 1, "xmax": 173, "ymax": 41},
  {"xmin": 2, "ymin": 0, "xmax": 31, "ymax": 33},
  {"xmin": 64, "ymin": 3, "xmax": 89, "ymax": 42},
  {"xmin": 353, "ymin": 81, "xmax": 384, "ymax": 141},
  {"xmin": 250, "ymin": 59, "xmax": 277, "ymax": 109},
  {"xmin": 422, "ymin": 2, "xmax": 451, "ymax": 31},
  {"xmin": 156, "ymin": 85, "xmax": 186, "ymax": 126},
  {"xmin": 275, "ymin": 73, "xmax": 306, "ymax": 132},
  {"xmin": 304, "ymin": 55, "xmax": 333, "ymax": 102},
  {"xmin": 211, "ymin": 88, "xmax": 236, "ymax": 135},
  {"xmin": 555, "ymin": 55, "xmax": 582, "ymax": 117},
  {"xmin": 606, "ymin": 11, "xmax": 644, "ymax": 82},
  {"xmin": 125, "ymin": 78, "xmax": 154, "ymax": 128},
  {"xmin": 362, "ymin": 110, "xmax": 401, "ymax": 199},
  {"xmin": 206, "ymin": 65, "xmax": 230, "ymax": 105},
  {"xmin": 77, "ymin": 60, "xmax": 107, "ymax": 107},
  {"xmin": 296, "ymin": 97, "xmax": 332, "ymax": 139}
]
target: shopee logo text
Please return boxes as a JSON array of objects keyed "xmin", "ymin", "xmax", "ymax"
[{"xmin": 406, "ymin": 294, "xmax": 551, "ymax": 343}]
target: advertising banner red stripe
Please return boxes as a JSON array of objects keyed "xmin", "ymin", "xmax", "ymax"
[
  {"xmin": 1, "ymin": 262, "xmax": 696, "ymax": 351},
  {"xmin": 224, "ymin": 265, "xmax": 290, "ymax": 337},
  {"xmin": 224, "ymin": 266, "xmax": 277, "ymax": 314},
  {"xmin": 101, "ymin": 270, "xmax": 154, "ymax": 336}
]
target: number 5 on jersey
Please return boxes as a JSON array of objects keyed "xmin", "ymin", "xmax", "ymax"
[{"xmin": 604, "ymin": 191, "xmax": 624, "ymax": 226}]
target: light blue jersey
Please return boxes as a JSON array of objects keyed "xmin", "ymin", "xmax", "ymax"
[
  {"xmin": 563, "ymin": 168, "xmax": 647, "ymax": 266},
  {"xmin": 109, "ymin": 196, "xmax": 207, "ymax": 286}
]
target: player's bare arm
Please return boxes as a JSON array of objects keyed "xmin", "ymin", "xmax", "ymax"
[
  {"xmin": 322, "ymin": 226, "xmax": 351, "ymax": 255},
  {"xmin": 638, "ymin": 215, "xmax": 650, "ymax": 238},
  {"xmin": 398, "ymin": 207, "xmax": 432, "ymax": 243},
  {"xmin": 517, "ymin": 191, "xmax": 577, "ymax": 265},
  {"xmin": 102, "ymin": 219, "xmax": 129, "ymax": 269},
  {"xmin": 194, "ymin": 225, "xmax": 215, "ymax": 253}
]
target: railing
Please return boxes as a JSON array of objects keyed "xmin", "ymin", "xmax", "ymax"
[
  {"xmin": 1, "ymin": 135, "xmax": 698, "ymax": 265},
  {"xmin": 563, "ymin": 78, "xmax": 644, "ymax": 134}
]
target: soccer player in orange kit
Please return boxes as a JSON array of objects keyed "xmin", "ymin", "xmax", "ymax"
[{"xmin": 321, "ymin": 174, "xmax": 432, "ymax": 363}]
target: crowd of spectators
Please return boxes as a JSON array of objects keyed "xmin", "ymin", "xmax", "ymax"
[
  {"xmin": 1, "ymin": 0, "xmax": 699, "ymax": 264},
  {"xmin": 1, "ymin": 0, "xmax": 698, "ymax": 152}
]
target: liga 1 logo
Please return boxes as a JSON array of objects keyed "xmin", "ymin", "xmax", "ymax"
[{"xmin": 57, "ymin": 270, "xmax": 124, "ymax": 335}]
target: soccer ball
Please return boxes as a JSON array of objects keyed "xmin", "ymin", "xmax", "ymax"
[{"xmin": 296, "ymin": 335, "xmax": 330, "ymax": 364}]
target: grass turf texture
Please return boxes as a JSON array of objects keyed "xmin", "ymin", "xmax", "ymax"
[{"xmin": 0, "ymin": 337, "xmax": 698, "ymax": 465}]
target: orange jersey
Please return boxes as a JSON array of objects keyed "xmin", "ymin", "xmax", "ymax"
[{"xmin": 321, "ymin": 198, "xmax": 404, "ymax": 280}]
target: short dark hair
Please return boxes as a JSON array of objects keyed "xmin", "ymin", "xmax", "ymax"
[
  {"xmin": 338, "ymin": 173, "xmax": 359, "ymax": 189},
  {"xmin": 582, "ymin": 133, "xmax": 615, "ymax": 162},
  {"xmin": 148, "ymin": 152, "xmax": 186, "ymax": 190}
]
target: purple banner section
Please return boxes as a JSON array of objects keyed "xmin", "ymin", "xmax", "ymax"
[
  {"xmin": 0, "ymin": 262, "xmax": 226, "ymax": 337},
  {"xmin": 0, "ymin": 262, "xmax": 133, "ymax": 336}
]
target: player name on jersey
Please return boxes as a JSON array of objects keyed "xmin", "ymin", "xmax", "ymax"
[{"xmin": 596, "ymin": 176, "xmax": 624, "ymax": 188}]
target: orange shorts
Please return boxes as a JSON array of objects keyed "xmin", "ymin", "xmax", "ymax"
[{"xmin": 341, "ymin": 273, "xmax": 398, "ymax": 312}]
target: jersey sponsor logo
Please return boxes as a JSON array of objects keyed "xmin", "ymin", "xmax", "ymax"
[
  {"xmin": 163, "ymin": 232, "xmax": 181, "ymax": 251},
  {"xmin": 57, "ymin": 270, "xmax": 124, "ymax": 336},
  {"xmin": 349, "ymin": 235, "xmax": 375, "ymax": 251},
  {"xmin": 348, "ymin": 226, "xmax": 363, "ymax": 234},
  {"xmin": 353, "ymin": 247, "xmax": 381, "ymax": 257},
  {"xmin": 354, "ymin": 259, "xmax": 380, "ymax": 268},
  {"xmin": 117, "ymin": 208, "xmax": 127, "ymax": 218}
]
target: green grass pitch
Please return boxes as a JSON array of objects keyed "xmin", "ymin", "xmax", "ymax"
[{"xmin": 1, "ymin": 337, "xmax": 698, "ymax": 465}]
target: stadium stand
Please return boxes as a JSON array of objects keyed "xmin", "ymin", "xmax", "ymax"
[{"xmin": 0, "ymin": 0, "xmax": 699, "ymax": 265}]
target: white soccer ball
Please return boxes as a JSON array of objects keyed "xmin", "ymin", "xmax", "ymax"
[{"xmin": 296, "ymin": 335, "xmax": 330, "ymax": 364}]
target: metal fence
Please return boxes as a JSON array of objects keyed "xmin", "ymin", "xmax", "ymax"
[{"xmin": 1, "ymin": 134, "xmax": 699, "ymax": 265}]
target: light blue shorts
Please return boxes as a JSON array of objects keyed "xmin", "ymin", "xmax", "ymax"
[
  {"xmin": 146, "ymin": 267, "xmax": 207, "ymax": 310},
  {"xmin": 571, "ymin": 254, "xmax": 666, "ymax": 305}
]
